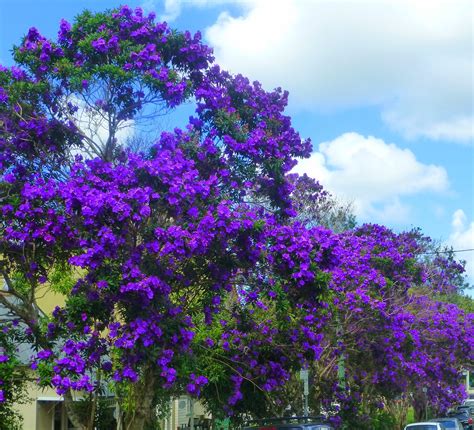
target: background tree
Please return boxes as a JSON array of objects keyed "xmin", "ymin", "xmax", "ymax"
[
  {"xmin": 308, "ymin": 225, "xmax": 472, "ymax": 428},
  {"xmin": 291, "ymin": 174, "xmax": 356, "ymax": 232}
]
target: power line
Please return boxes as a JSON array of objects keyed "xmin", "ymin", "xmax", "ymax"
[{"xmin": 422, "ymin": 248, "xmax": 474, "ymax": 255}]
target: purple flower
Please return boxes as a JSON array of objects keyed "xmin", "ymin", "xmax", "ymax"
[
  {"xmin": 37, "ymin": 350, "xmax": 53, "ymax": 360},
  {"xmin": 91, "ymin": 38, "xmax": 108, "ymax": 53},
  {"xmin": 122, "ymin": 367, "xmax": 138, "ymax": 382},
  {"xmin": 102, "ymin": 361, "xmax": 113, "ymax": 372},
  {"xmin": 0, "ymin": 87, "xmax": 8, "ymax": 103},
  {"xmin": 10, "ymin": 66, "xmax": 25, "ymax": 80}
]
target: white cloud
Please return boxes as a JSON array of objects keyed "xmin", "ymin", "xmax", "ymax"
[
  {"xmin": 62, "ymin": 96, "xmax": 135, "ymax": 160},
  {"xmin": 143, "ymin": 0, "xmax": 238, "ymax": 22},
  {"xmin": 141, "ymin": 0, "xmax": 182, "ymax": 21},
  {"xmin": 384, "ymin": 114, "xmax": 473, "ymax": 143},
  {"xmin": 294, "ymin": 132, "xmax": 449, "ymax": 222},
  {"xmin": 160, "ymin": 0, "xmax": 182, "ymax": 22},
  {"xmin": 448, "ymin": 209, "xmax": 474, "ymax": 282},
  {"xmin": 205, "ymin": 0, "xmax": 473, "ymax": 143}
]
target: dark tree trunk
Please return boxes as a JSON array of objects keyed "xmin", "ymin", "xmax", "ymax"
[
  {"xmin": 412, "ymin": 394, "xmax": 426, "ymax": 421},
  {"xmin": 123, "ymin": 366, "xmax": 157, "ymax": 430},
  {"xmin": 64, "ymin": 390, "xmax": 88, "ymax": 430}
]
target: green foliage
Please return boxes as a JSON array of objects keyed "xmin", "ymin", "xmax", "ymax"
[
  {"xmin": 47, "ymin": 261, "xmax": 77, "ymax": 294},
  {"xmin": 0, "ymin": 410, "xmax": 23, "ymax": 430},
  {"xmin": 0, "ymin": 329, "xmax": 29, "ymax": 430},
  {"xmin": 405, "ymin": 407, "xmax": 415, "ymax": 423},
  {"xmin": 95, "ymin": 399, "xmax": 117, "ymax": 430},
  {"xmin": 69, "ymin": 396, "xmax": 117, "ymax": 430},
  {"xmin": 338, "ymin": 403, "xmax": 397, "ymax": 430},
  {"xmin": 369, "ymin": 410, "xmax": 397, "ymax": 430},
  {"xmin": 35, "ymin": 357, "xmax": 55, "ymax": 387},
  {"xmin": 437, "ymin": 292, "xmax": 474, "ymax": 313},
  {"xmin": 9, "ymin": 272, "xmax": 30, "ymax": 297}
]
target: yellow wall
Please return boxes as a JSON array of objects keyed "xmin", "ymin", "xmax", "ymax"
[
  {"xmin": 35, "ymin": 283, "xmax": 66, "ymax": 315},
  {"xmin": 16, "ymin": 383, "xmax": 59, "ymax": 430}
]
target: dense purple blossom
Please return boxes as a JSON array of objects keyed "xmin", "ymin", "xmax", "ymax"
[{"xmin": 0, "ymin": 5, "xmax": 472, "ymax": 426}]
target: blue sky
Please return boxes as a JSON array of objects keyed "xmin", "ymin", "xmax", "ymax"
[{"xmin": 0, "ymin": 0, "xmax": 473, "ymax": 283}]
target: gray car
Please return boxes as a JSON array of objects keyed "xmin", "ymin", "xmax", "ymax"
[
  {"xmin": 404, "ymin": 423, "xmax": 447, "ymax": 430},
  {"xmin": 243, "ymin": 416, "xmax": 334, "ymax": 430},
  {"xmin": 432, "ymin": 418, "xmax": 464, "ymax": 430}
]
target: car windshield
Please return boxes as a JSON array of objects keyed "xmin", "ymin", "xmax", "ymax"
[
  {"xmin": 434, "ymin": 421, "xmax": 456, "ymax": 429},
  {"xmin": 457, "ymin": 406, "xmax": 474, "ymax": 413},
  {"xmin": 277, "ymin": 427, "xmax": 302, "ymax": 430},
  {"xmin": 449, "ymin": 411, "xmax": 468, "ymax": 418},
  {"xmin": 406, "ymin": 426, "xmax": 438, "ymax": 430}
]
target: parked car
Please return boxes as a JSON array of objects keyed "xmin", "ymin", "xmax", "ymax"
[
  {"xmin": 431, "ymin": 418, "xmax": 464, "ymax": 430},
  {"xmin": 457, "ymin": 405, "xmax": 474, "ymax": 413},
  {"xmin": 456, "ymin": 405, "xmax": 474, "ymax": 430},
  {"xmin": 404, "ymin": 423, "xmax": 447, "ymax": 430},
  {"xmin": 243, "ymin": 416, "xmax": 334, "ymax": 430},
  {"xmin": 448, "ymin": 408, "xmax": 474, "ymax": 430},
  {"xmin": 405, "ymin": 421, "xmax": 446, "ymax": 430}
]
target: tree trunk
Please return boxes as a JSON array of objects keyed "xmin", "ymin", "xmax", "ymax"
[
  {"xmin": 123, "ymin": 367, "xmax": 157, "ymax": 430},
  {"xmin": 64, "ymin": 390, "xmax": 88, "ymax": 430},
  {"xmin": 412, "ymin": 394, "xmax": 426, "ymax": 421},
  {"xmin": 87, "ymin": 391, "xmax": 98, "ymax": 430}
]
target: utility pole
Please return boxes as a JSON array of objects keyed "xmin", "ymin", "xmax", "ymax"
[
  {"xmin": 422, "ymin": 387, "xmax": 428, "ymax": 420},
  {"xmin": 190, "ymin": 398, "xmax": 195, "ymax": 430},
  {"xmin": 300, "ymin": 369, "xmax": 309, "ymax": 417},
  {"xmin": 337, "ymin": 353, "xmax": 346, "ymax": 389},
  {"xmin": 336, "ymin": 315, "xmax": 346, "ymax": 390}
]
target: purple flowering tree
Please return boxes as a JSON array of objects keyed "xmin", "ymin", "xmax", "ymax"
[
  {"xmin": 0, "ymin": 6, "xmax": 472, "ymax": 430},
  {"xmin": 306, "ymin": 225, "xmax": 473, "ymax": 427},
  {"xmin": 0, "ymin": 6, "xmax": 331, "ymax": 429}
]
